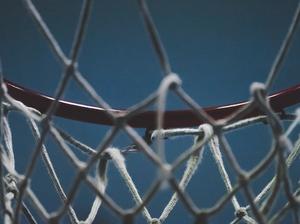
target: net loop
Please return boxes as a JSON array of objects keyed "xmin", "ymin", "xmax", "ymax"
[
  {"xmin": 151, "ymin": 124, "xmax": 213, "ymax": 142},
  {"xmin": 252, "ymin": 82, "xmax": 284, "ymax": 138},
  {"xmin": 156, "ymin": 72, "xmax": 182, "ymax": 160}
]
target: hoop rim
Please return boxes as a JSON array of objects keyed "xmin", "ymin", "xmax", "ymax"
[{"xmin": 4, "ymin": 79, "xmax": 300, "ymax": 129}]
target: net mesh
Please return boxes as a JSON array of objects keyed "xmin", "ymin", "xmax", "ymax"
[{"xmin": 1, "ymin": 0, "xmax": 300, "ymax": 223}]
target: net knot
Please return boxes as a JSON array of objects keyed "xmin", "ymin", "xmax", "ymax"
[
  {"xmin": 114, "ymin": 115, "xmax": 127, "ymax": 128},
  {"xmin": 278, "ymin": 134, "xmax": 293, "ymax": 154},
  {"xmin": 238, "ymin": 172, "xmax": 249, "ymax": 187},
  {"xmin": 65, "ymin": 59, "xmax": 77, "ymax": 75},
  {"xmin": 168, "ymin": 73, "xmax": 182, "ymax": 90},
  {"xmin": 250, "ymin": 82, "xmax": 266, "ymax": 96},
  {"xmin": 159, "ymin": 73, "xmax": 182, "ymax": 92},
  {"xmin": 5, "ymin": 174, "xmax": 18, "ymax": 199},
  {"xmin": 48, "ymin": 215, "xmax": 60, "ymax": 224},
  {"xmin": 194, "ymin": 124, "xmax": 213, "ymax": 143},
  {"xmin": 160, "ymin": 164, "xmax": 172, "ymax": 181},
  {"xmin": 234, "ymin": 207, "xmax": 247, "ymax": 219},
  {"xmin": 195, "ymin": 212, "xmax": 208, "ymax": 224},
  {"xmin": 122, "ymin": 213, "xmax": 134, "ymax": 224},
  {"xmin": 150, "ymin": 218, "xmax": 161, "ymax": 224}
]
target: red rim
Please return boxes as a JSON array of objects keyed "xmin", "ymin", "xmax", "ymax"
[{"xmin": 5, "ymin": 79, "xmax": 300, "ymax": 129}]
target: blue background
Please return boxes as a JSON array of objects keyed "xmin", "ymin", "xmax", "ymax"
[{"xmin": 1, "ymin": 0, "xmax": 300, "ymax": 223}]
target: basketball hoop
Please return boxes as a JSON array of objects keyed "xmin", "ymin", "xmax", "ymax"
[{"xmin": 1, "ymin": 0, "xmax": 300, "ymax": 223}]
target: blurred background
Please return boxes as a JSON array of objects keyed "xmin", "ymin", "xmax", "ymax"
[{"xmin": 1, "ymin": 0, "xmax": 300, "ymax": 223}]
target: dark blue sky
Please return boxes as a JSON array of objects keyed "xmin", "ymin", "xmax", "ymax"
[{"xmin": 1, "ymin": 0, "xmax": 300, "ymax": 223}]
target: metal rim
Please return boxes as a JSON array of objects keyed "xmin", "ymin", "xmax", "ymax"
[{"xmin": 5, "ymin": 79, "xmax": 300, "ymax": 129}]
